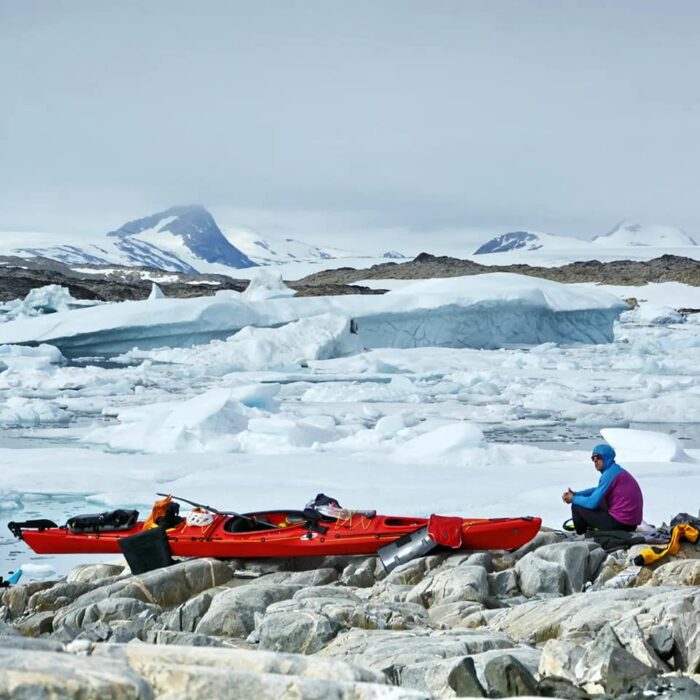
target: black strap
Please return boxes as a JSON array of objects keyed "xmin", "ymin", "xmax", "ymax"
[
  {"xmin": 8, "ymin": 519, "xmax": 58, "ymax": 538},
  {"xmin": 304, "ymin": 520, "xmax": 329, "ymax": 535}
]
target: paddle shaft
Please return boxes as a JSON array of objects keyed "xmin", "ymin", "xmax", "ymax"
[{"xmin": 156, "ymin": 493, "xmax": 277, "ymax": 529}]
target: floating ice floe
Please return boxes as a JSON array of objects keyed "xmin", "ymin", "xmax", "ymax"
[
  {"xmin": 84, "ymin": 383, "xmax": 345, "ymax": 454},
  {"xmin": 622, "ymin": 303, "xmax": 686, "ymax": 326},
  {"xmin": 0, "ymin": 490, "xmax": 22, "ymax": 512},
  {"xmin": 600, "ymin": 427, "xmax": 696, "ymax": 463},
  {"xmin": 0, "ymin": 397, "xmax": 70, "ymax": 427},
  {"xmin": 0, "ymin": 344, "xmax": 68, "ymax": 395},
  {"xmin": 84, "ymin": 387, "xmax": 258, "ymax": 453},
  {"xmin": 0, "ymin": 273, "xmax": 626, "ymax": 357},
  {"xmin": 0, "ymin": 343, "xmax": 65, "ymax": 371},
  {"xmin": 391, "ymin": 423, "xmax": 486, "ymax": 465}
]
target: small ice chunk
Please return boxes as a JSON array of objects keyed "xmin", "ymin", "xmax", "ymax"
[
  {"xmin": 0, "ymin": 490, "xmax": 22, "ymax": 512},
  {"xmin": 601, "ymin": 427, "xmax": 695, "ymax": 463},
  {"xmin": 228, "ymin": 383, "xmax": 281, "ymax": 410},
  {"xmin": 375, "ymin": 411, "xmax": 418, "ymax": 439},
  {"xmin": 242, "ymin": 270, "xmax": 296, "ymax": 301},
  {"xmin": 0, "ymin": 284, "xmax": 83, "ymax": 322},
  {"xmin": 246, "ymin": 416, "xmax": 338, "ymax": 447},
  {"xmin": 18, "ymin": 563, "xmax": 56, "ymax": 580},
  {"xmin": 622, "ymin": 304, "xmax": 685, "ymax": 325},
  {"xmin": 84, "ymin": 388, "xmax": 255, "ymax": 453},
  {"xmin": 0, "ymin": 344, "xmax": 65, "ymax": 371},
  {"xmin": 392, "ymin": 422, "xmax": 485, "ymax": 464},
  {"xmin": 0, "ymin": 397, "xmax": 70, "ymax": 427},
  {"xmin": 148, "ymin": 283, "xmax": 166, "ymax": 300}
]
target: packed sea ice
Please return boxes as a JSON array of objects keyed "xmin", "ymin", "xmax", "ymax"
[{"xmin": 0, "ymin": 276, "xmax": 698, "ymax": 579}]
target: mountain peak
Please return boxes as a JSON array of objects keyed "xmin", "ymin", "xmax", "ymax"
[
  {"xmin": 108, "ymin": 205, "xmax": 256, "ymax": 268},
  {"xmin": 474, "ymin": 231, "xmax": 542, "ymax": 254}
]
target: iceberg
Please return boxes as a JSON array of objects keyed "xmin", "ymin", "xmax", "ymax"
[
  {"xmin": 0, "ymin": 273, "xmax": 626, "ymax": 358},
  {"xmin": 0, "ymin": 284, "xmax": 94, "ymax": 323}
]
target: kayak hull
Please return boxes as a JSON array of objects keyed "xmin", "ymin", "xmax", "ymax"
[{"xmin": 18, "ymin": 512, "xmax": 541, "ymax": 558}]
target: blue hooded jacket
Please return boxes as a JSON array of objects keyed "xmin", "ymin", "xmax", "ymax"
[
  {"xmin": 572, "ymin": 443, "xmax": 644, "ymax": 524},
  {"xmin": 572, "ymin": 443, "xmax": 622, "ymax": 510}
]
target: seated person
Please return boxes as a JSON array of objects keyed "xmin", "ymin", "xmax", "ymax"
[{"xmin": 562, "ymin": 443, "xmax": 643, "ymax": 535}]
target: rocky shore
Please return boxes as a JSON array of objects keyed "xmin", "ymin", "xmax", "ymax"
[
  {"xmin": 1, "ymin": 531, "xmax": 698, "ymax": 699},
  {"xmin": 0, "ymin": 255, "xmax": 380, "ymax": 303},
  {"xmin": 296, "ymin": 253, "xmax": 700, "ymax": 291},
  {"xmin": 5, "ymin": 253, "xmax": 700, "ymax": 306}
]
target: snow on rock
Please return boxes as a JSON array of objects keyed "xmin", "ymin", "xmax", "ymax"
[
  {"xmin": 600, "ymin": 428, "xmax": 696, "ymax": 463},
  {"xmin": 242, "ymin": 269, "xmax": 296, "ymax": 300},
  {"xmin": 474, "ymin": 230, "xmax": 589, "ymax": 254},
  {"xmin": 84, "ymin": 388, "xmax": 257, "ymax": 453},
  {"xmin": 123, "ymin": 313, "xmax": 362, "ymax": 374},
  {"xmin": 0, "ymin": 273, "xmax": 626, "ymax": 357},
  {"xmin": 391, "ymin": 423, "xmax": 486, "ymax": 465}
]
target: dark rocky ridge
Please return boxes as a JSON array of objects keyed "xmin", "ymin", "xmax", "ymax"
[
  {"xmin": 297, "ymin": 252, "xmax": 700, "ymax": 288},
  {"xmin": 0, "ymin": 256, "xmax": 382, "ymax": 303},
  {"xmin": 4, "ymin": 252, "xmax": 700, "ymax": 306}
]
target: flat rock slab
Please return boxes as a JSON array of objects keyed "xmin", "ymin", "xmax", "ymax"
[
  {"xmin": 319, "ymin": 628, "xmax": 522, "ymax": 675},
  {"xmin": 0, "ymin": 647, "xmax": 151, "ymax": 700},
  {"xmin": 489, "ymin": 587, "xmax": 700, "ymax": 643},
  {"xmin": 0, "ymin": 643, "xmax": 428, "ymax": 700}
]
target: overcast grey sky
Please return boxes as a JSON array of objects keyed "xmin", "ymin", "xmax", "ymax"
[{"xmin": 1, "ymin": 0, "xmax": 699, "ymax": 252}]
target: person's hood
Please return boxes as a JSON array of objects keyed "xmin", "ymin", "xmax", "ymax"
[{"xmin": 592, "ymin": 443, "xmax": 616, "ymax": 470}]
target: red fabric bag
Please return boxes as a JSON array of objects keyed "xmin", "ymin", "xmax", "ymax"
[{"xmin": 428, "ymin": 514, "xmax": 463, "ymax": 548}]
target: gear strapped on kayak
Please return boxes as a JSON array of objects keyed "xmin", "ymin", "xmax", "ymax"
[{"xmin": 185, "ymin": 509, "xmax": 215, "ymax": 528}]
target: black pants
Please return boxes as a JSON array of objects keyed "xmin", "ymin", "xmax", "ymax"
[{"xmin": 571, "ymin": 504, "xmax": 637, "ymax": 535}]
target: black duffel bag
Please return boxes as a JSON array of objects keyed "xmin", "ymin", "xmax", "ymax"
[{"xmin": 67, "ymin": 509, "xmax": 139, "ymax": 533}]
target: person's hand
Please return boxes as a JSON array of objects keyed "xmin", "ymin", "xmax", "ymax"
[{"xmin": 562, "ymin": 488, "xmax": 574, "ymax": 504}]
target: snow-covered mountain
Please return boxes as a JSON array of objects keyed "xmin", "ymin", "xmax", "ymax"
[
  {"xmin": 593, "ymin": 221, "xmax": 696, "ymax": 247},
  {"xmin": 106, "ymin": 205, "xmax": 256, "ymax": 270},
  {"xmin": 474, "ymin": 230, "xmax": 588, "ymax": 254},
  {"xmin": 5, "ymin": 206, "xmax": 405, "ymax": 273},
  {"xmin": 474, "ymin": 222, "xmax": 697, "ymax": 256},
  {"xmin": 220, "ymin": 225, "xmax": 356, "ymax": 265},
  {"xmin": 14, "ymin": 205, "xmax": 257, "ymax": 274}
]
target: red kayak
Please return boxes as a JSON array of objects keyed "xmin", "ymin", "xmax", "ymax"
[{"xmin": 9, "ymin": 495, "xmax": 541, "ymax": 561}]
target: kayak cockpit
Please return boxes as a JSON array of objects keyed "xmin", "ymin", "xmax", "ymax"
[{"xmin": 222, "ymin": 510, "xmax": 308, "ymax": 533}]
